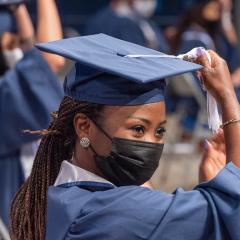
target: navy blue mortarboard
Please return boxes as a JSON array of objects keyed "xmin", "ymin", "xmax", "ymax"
[{"xmin": 36, "ymin": 34, "xmax": 202, "ymax": 105}]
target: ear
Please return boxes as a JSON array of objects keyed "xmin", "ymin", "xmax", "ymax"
[{"xmin": 74, "ymin": 113, "xmax": 91, "ymax": 139}]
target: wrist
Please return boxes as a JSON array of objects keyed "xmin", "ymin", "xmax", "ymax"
[
  {"xmin": 220, "ymin": 96, "xmax": 240, "ymax": 120},
  {"xmin": 217, "ymin": 88, "xmax": 237, "ymax": 106}
]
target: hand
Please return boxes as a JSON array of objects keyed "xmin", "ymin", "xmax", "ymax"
[
  {"xmin": 196, "ymin": 50, "xmax": 236, "ymax": 106},
  {"xmin": 199, "ymin": 129, "xmax": 226, "ymax": 182}
]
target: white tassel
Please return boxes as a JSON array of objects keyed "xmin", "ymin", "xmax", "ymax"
[
  {"xmin": 179, "ymin": 47, "xmax": 222, "ymax": 132},
  {"xmin": 207, "ymin": 93, "xmax": 221, "ymax": 132}
]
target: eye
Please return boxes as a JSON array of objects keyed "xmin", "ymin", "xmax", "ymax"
[
  {"xmin": 130, "ymin": 125, "xmax": 145, "ymax": 137},
  {"xmin": 155, "ymin": 127, "xmax": 166, "ymax": 138}
]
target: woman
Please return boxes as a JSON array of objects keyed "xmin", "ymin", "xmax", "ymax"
[{"xmin": 11, "ymin": 34, "xmax": 240, "ymax": 239}]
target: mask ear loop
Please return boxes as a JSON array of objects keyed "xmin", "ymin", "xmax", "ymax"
[
  {"xmin": 90, "ymin": 118, "xmax": 113, "ymax": 142},
  {"xmin": 87, "ymin": 118, "xmax": 113, "ymax": 157}
]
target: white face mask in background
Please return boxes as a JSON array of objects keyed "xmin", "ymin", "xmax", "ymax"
[
  {"xmin": 133, "ymin": 0, "xmax": 157, "ymax": 18},
  {"xmin": 3, "ymin": 48, "xmax": 24, "ymax": 68}
]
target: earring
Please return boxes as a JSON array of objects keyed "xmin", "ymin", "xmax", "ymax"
[{"xmin": 80, "ymin": 137, "xmax": 90, "ymax": 148}]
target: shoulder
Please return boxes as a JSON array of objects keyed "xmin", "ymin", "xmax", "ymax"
[
  {"xmin": 61, "ymin": 185, "xmax": 213, "ymax": 240},
  {"xmin": 47, "ymin": 163, "xmax": 240, "ymax": 239},
  {"xmin": 179, "ymin": 27, "xmax": 215, "ymax": 51}
]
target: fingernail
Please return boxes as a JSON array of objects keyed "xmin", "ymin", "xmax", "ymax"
[{"xmin": 204, "ymin": 139, "xmax": 209, "ymax": 150}]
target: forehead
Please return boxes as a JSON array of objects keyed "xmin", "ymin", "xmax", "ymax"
[{"xmin": 100, "ymin": 101, "xmax": 166, "ymax": 120}]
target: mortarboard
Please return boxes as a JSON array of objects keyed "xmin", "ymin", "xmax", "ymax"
[{"xmin": 36, "ymin": 33, "xmax": 202, "ymax": 106}]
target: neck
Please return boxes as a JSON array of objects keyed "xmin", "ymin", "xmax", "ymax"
[{"xmin": 72, "ymin": 148, "xmax": 105, "ymax": 179}]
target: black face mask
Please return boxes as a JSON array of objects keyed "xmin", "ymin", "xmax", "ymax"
[{"xmin": 90, "ymin": 121, "xmax": 164, "ymax": 186}]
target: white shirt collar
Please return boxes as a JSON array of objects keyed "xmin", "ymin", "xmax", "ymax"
[{"xmin": 54, "ymin": 160, "xmax": 113, "ymax": 186}]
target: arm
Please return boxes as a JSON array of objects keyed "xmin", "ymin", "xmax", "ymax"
[
  {"xmin": 197, "ymin": 51, "xmax": 240, "ymax": 168},
  {"xmin": 219, "ymin": 0, "xmax": 238, "ymax": 45},
  {"xmin": 36, "ymin": 0, "xmax": 65, "ymax": 73},
  {"xmin": 0, "ymin": 49, "xmax": 63, "ymax": 155},
  {"xmin": 12, "ymin": 4, "xmax": 35, "ymax": 50}
]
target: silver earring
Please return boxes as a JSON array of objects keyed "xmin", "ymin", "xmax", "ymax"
[{"xmin": 80, "ymin": 137, "xmax": 90, "ymax": 148}]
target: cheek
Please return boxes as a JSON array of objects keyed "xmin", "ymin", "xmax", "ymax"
[
  {"xmin": 89, "ymin": 125, "xmax": 113, "ymax": 156},
  {"xmin": 92, "ymin": 116, "xmax": 125, "ymax": 156},
  {"xmin": 111, "ymin": 127, "xmax": 132, "ymax": 139},
  {"xmin": 94, "ymin": 134, "xmax": 112, "ymax": 156}
]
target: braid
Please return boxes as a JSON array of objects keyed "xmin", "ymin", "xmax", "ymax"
[{"xmin": 10, "ymin": 96, "xmax": 104, "ymax": 240}]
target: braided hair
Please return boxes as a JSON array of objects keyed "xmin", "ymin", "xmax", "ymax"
[{"xmin": 10, "ymin": 96, "xmax": 105, "ymax": 240}]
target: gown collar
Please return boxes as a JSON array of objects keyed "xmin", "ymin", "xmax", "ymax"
[{"xmin": 54, "ymin": 160, "xmax": 113, "ymax": 187}]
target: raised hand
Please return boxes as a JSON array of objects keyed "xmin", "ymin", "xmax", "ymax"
[
  {"xmin": 199, "ymin": 129, "xmax": 226, "ymax": 182},
  {"xmin": 196, "ymin": 50, "xmax": 240, "ymax": 169}
]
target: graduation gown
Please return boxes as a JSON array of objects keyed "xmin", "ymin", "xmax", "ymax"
[
  {"xmin": 46, "ymin": 161, "xmax": 240, "ymax": 240},
  {"xmin": 0, "ymin": 48, "xmax": 63, "ymax": 225},
  {"xmin": 84, "ymin": 6, "xmax": 168, "ymax": 52}
]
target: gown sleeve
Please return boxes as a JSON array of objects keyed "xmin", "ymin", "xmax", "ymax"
[
  {"xmin": 63, "ymin": 162, "xmax": 240, "ymax": 240},
  {"xmin": 0, "ymin": 48, "xmax": 63, "ymax": 156}
]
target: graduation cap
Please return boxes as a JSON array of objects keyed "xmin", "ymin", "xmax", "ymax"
[
  {"xmin": 0, "ymin": 0, "xmax": 25, "ymax": 6},
  {"xmin": 36, "ymin": 33, "xmax": 202, "ymax": 105}
]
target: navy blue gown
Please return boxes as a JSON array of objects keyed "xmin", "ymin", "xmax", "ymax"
[
  {"xmin": 0, "ymin": 48, "xmax": 63, "ymax": 225},
  {"xmin": 46, "ymin": 162, "xmax": 240, "ymax": 240}
]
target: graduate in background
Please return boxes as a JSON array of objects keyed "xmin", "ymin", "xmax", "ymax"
[
  {"xmin": 0, "ymin": 0, "xmax": 64, "ymax": 226},
  {"xmin": 169, "ymin": 0, "xmax": 240, "ymax": 137},
  {"xmin": 10, "ymin": 34, "xmax": 240, "ymax": 240},
  {"xmin": 84, "ymin": 0, "xmax": 169, "ymax": 52}
]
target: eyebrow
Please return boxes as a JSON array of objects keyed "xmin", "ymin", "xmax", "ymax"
[{"xmin": 127, "ymin": 117, "xmax": 167, "ymax": 126}]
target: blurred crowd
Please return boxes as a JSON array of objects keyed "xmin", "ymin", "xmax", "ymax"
[{"xmin": 0, "ymin": 0, "xmax": 240, "ymax": 235}]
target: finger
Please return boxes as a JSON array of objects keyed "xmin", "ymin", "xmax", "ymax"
[
  {"xmin": 195, "ymin": 53, "xmax": 211, "ymax": 68},
  {"xmin": 203, "ymin": 140, "xmax": 214, "ymax": 158},
  {"xmin": 218, "ymin": 142, "xmax": 226, "ymax": 154},
  {"xmin": 211, "ymin": 129, "xmax": 224, "ymax": 144},
  {"xmin": 210, "ymin": 130, "xmax": 226, "ymax": 153},
  {"xmin": 207, "ymin": 50, "xmax": 222, "ymax": 68}
]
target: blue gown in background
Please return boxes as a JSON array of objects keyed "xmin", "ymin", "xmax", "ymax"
[
  {"xmin": 0, "ymin": 48, "xmax": 63, "ymax": 225},
  {"xmin": 46, "ymin": 162, "xmax": 240, "ymax": 240},
  {"xmin": 84, "ymin": 6, "xmax": 169, "ymax": 52}
]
